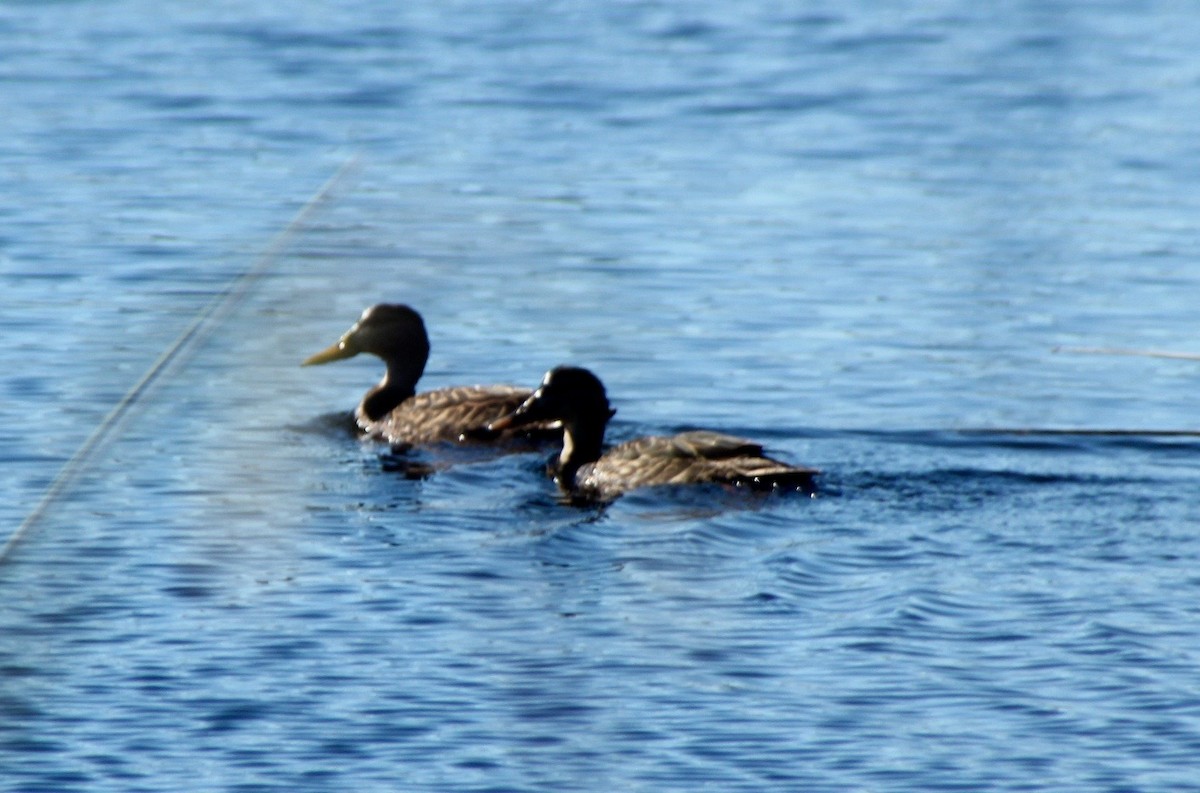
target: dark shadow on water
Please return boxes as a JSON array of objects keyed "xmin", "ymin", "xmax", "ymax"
[
  {"xmin": 847, "ymin": 466, "xmax": 1152, "ymax": 496},
  {"xmin": 287, "ymin": 410, "xmax": 359, "ymax": 439},
  {"xmin": 378, "ymin": 453, "xmax": 438, "ymax": 480},
  {"xmin": 949, "ymin": 428, "xmax": 1200, "ymax": 459},
  {"xmin": 834, "ymin": 427, "xmax": 1200, "ymax": 455},
  {"xmin": 711, "ymin": 423, "xmax": 1200, "ymax": 453}
]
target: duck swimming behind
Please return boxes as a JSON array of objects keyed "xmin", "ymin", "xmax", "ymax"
[
  {"xmin": 303, "ymin": 304, "xmax": 555, "ymax": 448},
  {"xmin": 489, "ymin": 366, "xmax": 819, "ymax": 501}
]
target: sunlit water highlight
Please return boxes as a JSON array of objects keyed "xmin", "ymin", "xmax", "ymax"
[{"xmin": 4, "ymin": 2, "xmax": 1200, "ymax": 791}]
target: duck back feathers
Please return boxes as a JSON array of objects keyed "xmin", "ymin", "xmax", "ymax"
[
  {"xmin": 359, "ymin": 384, "xmax": 541, "ymax": 446},
  {"xmin": 575, "ymin": 430, "xmax": 817, "ymax": 500}
]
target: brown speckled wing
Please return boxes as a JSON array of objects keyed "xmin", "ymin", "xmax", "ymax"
[
  {"xmin": 359, "ymin": 385, "xmax": 552, "ymax": 446},
  {"xmin": 665, "ymin": 430, "xmax": 766, "ymax": 459},
  {"xmin": 580, "ymin": 431, "xmax": 817, "ymax": 498}
]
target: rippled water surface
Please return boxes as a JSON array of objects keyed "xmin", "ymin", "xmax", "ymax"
[{"xmin": 4, "ymin": 2, "xmax": 1200, "ymax": 791}]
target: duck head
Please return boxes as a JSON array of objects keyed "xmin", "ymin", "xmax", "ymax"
[
  {"xmin": 491, "ymin": 366, "xmax": 614, "ymax": 430},
  {"xmin": 303, "ymin": 304, "xmax": 430, "ymax": 368},
  {"xmin": 490, "ymin": 366, "xmax": 616, "ymax": 476},
  {"xmin": 303, "ymin": 304, "xmax": 431, "ymax": 421}
]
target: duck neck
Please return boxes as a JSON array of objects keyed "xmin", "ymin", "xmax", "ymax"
[
  {"xmin": 360, "ymin": 358, "xmax": 424, "ymax": 422},
  {"xmin": 557, "ymin": 419, "xmax": 606, "ymax": 486}
]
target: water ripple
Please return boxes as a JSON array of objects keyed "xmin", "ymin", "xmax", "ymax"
[{"xmin": 5, "ymin": 2, "xmax": 1200, "ymax": 792}]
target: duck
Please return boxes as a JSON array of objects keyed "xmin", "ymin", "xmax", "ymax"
[
  {"xmin": 302, "ymin": 304, "xmax": 556, "ymax": 448},
  {"xmin": 488, "ymin": 366, "xmax": 819, "ymax": 501}
]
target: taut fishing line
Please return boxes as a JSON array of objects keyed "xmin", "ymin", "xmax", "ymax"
[{"xmin": 1, "ymin": 156, "xmax": 361, "ymax": 565}]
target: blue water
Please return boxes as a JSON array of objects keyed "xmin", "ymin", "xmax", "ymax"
[{"xmin": 4, "ymin": 2, "xmax": 1200, "ymax": 791}]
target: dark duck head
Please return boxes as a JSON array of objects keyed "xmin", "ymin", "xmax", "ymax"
[
  {"xmin": 302, "ymin": 303, "xmax": 430, "ymax": 422},
  {"xmin": 489, "ymin": 366, "xmax": 616, "ymax": 482}
]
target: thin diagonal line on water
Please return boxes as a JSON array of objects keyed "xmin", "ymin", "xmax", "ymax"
[{"xmin": 1, "ymin": 155, "xmax": 362, "ymax": 566}]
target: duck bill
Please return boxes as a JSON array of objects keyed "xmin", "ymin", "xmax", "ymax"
[
  {"xmin": 301, "ymin": 337, "xmax": 360, "ymax": 366},
  {"xmin": 487, "ymin": 392, "xmax": 551, "ymax": 432},
  {"xmin": 487, "ymin": 413, "xmax": 519, "ymax": 431},
  {"xmin": 489, "ymin": 405, "xmax": 541, "ymax": 432}
]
